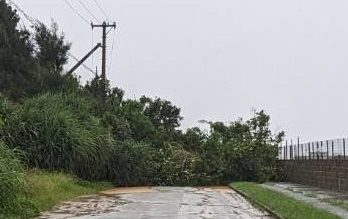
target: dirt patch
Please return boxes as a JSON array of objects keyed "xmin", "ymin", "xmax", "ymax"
[
  {"xmin": 38, "ymin": 195, "xmax": 126, "ymax": 219},
  {"xmin": 99, "ymin": 186, "xmax": 155, "ymax": 196}
]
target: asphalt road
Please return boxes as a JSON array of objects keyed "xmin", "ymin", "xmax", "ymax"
[{"xmin": 39, "ymin": 187, "xmax": 272, "ymax": 219}]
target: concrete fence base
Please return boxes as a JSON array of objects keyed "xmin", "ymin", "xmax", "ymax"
[{"xmin": 279, "ymin": 160, "xmax": 348, "ymax": 192}]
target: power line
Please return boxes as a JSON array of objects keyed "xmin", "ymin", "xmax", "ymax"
[
  {"xmin": 7, "ymin": 0, "xmax": 38, "ymax": 25},
  {"xmin": 6, "ymin": 0, "xmax": 96, "ymax": 76},
  {"xmin": 63, "ymin": 0, "xmax": 90, "ymax": 25},
  {"xmin": 78, "ymin": 0, "xmax": 100, "ymax": 23},
  {"xmin": 93, "ymin": 0, "xmax": 111, "ymax": 21},
  {"xmin": 108, "ymin": 28, "xmax": 116, "ymax": 75},
  {"xmin": 61, "ymin": 0, "xmax": 98, "ymax": 75},
  {"xmin": 91, "ymin": 27, "xmax": 95, "ymax": 70}
]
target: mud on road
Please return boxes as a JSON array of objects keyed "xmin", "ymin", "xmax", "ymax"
[{"xmin": 39, "ymin": 186, "xmax": 271, "ymax": 219}]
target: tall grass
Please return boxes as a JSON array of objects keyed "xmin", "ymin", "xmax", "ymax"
[
  {"xmin": 5, "ymin": 93, "xmax": 114, "ymax": 180},
  {"xmin": 0, "ymin": 141, "xmax": 28, "ymax": 217}
]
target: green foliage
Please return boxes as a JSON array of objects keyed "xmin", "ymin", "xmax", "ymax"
[
  {"xmin": 198, "ymin": 110, "xmax": 284, "ymax": 183},
  {"xmin": 109, "ymin": 141, "xmax": 200, "ymax": 186},
  {"xmin": 0, "ymin": 0, "xmax": 37, "ymax": 101},
  {"xmin": 152, "ymin": 142, "xmax": 200, "ymax": 185},
  {"xmin": 85, "ymin": 80, "xmax": 284, "ymax": 185},
  {"xmin": 34, "ymin": 21, "xmax": 70, "ymax": 73},
  {"xmin": 119, "ymin": 100, "xmax": 155, "ymax": 141},
  {"xmin": 84, "ymin": 74, "xmax": 111, "ymax": 101},
  {"xmin": 0, "ymin": 1, "xmax": 78, "ymax": 101},
  {"xmin": 140, "ymin": 96, "xmax": 183, "ymax": 130},
  {"xmin": 182, "ymin": 127, "xmax": 206, "ymax": 152},
  {"xmin": 231, "ymin": 182, "xmax": 340, "ymax": 219},
  {"xmin": 0, "ymin": 141, "xmax": 29, "ymax": 217},
  {"xmin": 4, "ymin": 93, "xmax": 113, "ymax": 180},
  {"xmin": 109, "ymin": 140, "xmax": 155, "ymax": 186},
  {"xmin": 26, "ymin": 171, "xmax": 112, "ymax": 215}
]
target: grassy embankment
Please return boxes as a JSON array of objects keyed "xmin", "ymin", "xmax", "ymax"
[
  {"xmin": 26, "ymin": 171, "xmax": 112, "ymax": 212},
  {"xmin": 231, "ymin": 182, "xmax": 341, "ymax": 219},
  {"xmin": 8, "ymin": 171, "xmax": 112, "ymax": 219}
]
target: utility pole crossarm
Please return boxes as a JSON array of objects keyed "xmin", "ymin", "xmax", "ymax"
[
  {"xmin": 67, "ymin": 43, "xmax": 102, "ymax": 75},
  {"xmin": 91, "ymin": 22, "xmax": 116, "ymax": 28}
]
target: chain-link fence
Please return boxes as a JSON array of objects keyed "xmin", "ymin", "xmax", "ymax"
[{"xmin": 278, "ymin": 138, "xmax": 348, "ymax": 160}]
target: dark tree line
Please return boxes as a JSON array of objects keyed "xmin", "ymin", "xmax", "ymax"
[{"xmin": 0, "ymin": 0, "xmax": 78, "ymax": 101}]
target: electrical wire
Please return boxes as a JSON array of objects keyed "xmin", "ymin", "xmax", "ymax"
[
  {"xmin": 63, "ymin": 0, "xmax": 90, "ymax": 25},
  {"xmin": 7, "ymin": 0, "xmax": 97, "ymax": 76},
  {"xmin": 108, "ymin": 28, "xmax": 116, "ymax": 75},
  {"xmin": 78, "ymin": 0, "xmax": 101, "ymax": 23},
  {"xmin": 91, "ymin": 28, "xmax": 94, "ymax": 71},
  {"xmin": 93, "ymin": 0, "xmax": 111, "ymax": 21},
  {"xmin": 7, "ymin": 0, "xmax": 38, "ymax": 25}
]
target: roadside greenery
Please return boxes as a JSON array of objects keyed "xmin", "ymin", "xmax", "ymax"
[
  {"xmin": 231, "ymin": 182, "xmax": 341, "ymax": 219},
  {"xmin": 4, "ymin": 93, "xmax": 114, "ymax": 181},
  {"xmin": 0, "ymin": 140, "xmax": 28, "ymax": 218},
  {"xmin": 26, "ymin": 171, "xmax": 112, "ymax": 215},
  {"xmin": 0, "ymin": 0, "xmax": 285, "ymax": 217}
]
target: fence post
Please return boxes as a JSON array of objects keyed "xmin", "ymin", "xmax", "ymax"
[
  {"xmin": 302, "ymin": 144, "xmax": 304, "ymax": 160},
  {"xmin": 344, "ymin": 139, "xmax": 346, "ymax": 160},
  {"xmin": 279, "ymin": 145, "xmax": 282, "ymax": 160},
  {"xmin": 297, "ymin": 137, "xmax": 300, "ymax": 160},
  {"xmin": 308, "ymin": 142, "xmax": 311, "ymax": 160},
  {"xmin": 283, "ymin": 144, "xmax": 285, "ymax": 160},
  {"xmin": 316, "ymin": 142, "xmax": 319, "ymax": 160},
  {"xmin": 290, "ymin": 140, "xmax": 292, "ymax": 160},
  {"xmin": 312, "ymin": 143, "xmax": 315, "ymax": 160},
  {"xmin": 320, "ymin": 141, "xmax": 323, "ymax": 160},
  {"xmin": 338, "ymin": 139, "xmax": 341, "ymax": 159}
]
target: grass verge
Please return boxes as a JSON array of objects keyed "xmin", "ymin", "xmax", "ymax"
[
  {"xmin": 230, "ymin": 182, "xmax": 341, "ymax": 219},
  {"xmin": 26, "ymin": 170, "xmax": 113, "ymax": 212},
  {"xmin": 322, "ymin": 198, "xmax": 348, "ymax": 211},
  {"xmin": 8, "ymin": 170, "xmax": 113, "ymax": 218}
]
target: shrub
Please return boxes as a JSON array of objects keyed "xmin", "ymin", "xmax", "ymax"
[
  {"xmin": 197, "ymin": 111, "xmax": 284, "ymax": 183},
  {"xmin": 109, "ymin": 140, "xmax": 156, "ymax": 186},
  {"xmin": 152, "ymin": 142, "xmax": 200, "ymax": 185},
  {"xmin": 108, "ymin": 140, "xmax": 200, "ymax": 186}
]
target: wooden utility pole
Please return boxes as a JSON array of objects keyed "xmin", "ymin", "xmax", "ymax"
[{"xmin": 91, "ymin": 22, "xmax": 116, "ymax": 96}]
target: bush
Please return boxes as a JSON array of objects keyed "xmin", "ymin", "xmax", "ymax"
[
  {"xmin": 4, "ymin": 93, "xmax": 114, "ymax": 180},
  {"xmin": 197, "ymin": 111, "xmax": 284, "ymax": 183},
  {"xmin": 152, "ymin": 142, "xmax": 200, "ymax": 185},
  {"xmin": 109, "ymin": 140, "xmax": 155, "ymax": 186},
  {"xmin": 108, "ymin": 141, "xmax": 200, "ymax": 186}
]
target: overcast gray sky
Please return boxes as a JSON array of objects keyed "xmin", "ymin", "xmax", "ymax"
[{"xmin": 13, "ymin": 0, "xmax": 348, "ymax": 142}]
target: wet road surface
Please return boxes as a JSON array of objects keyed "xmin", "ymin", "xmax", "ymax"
[{"xmin": 39, "ymin": 186, "xmax": 272, "ymax": 219}]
